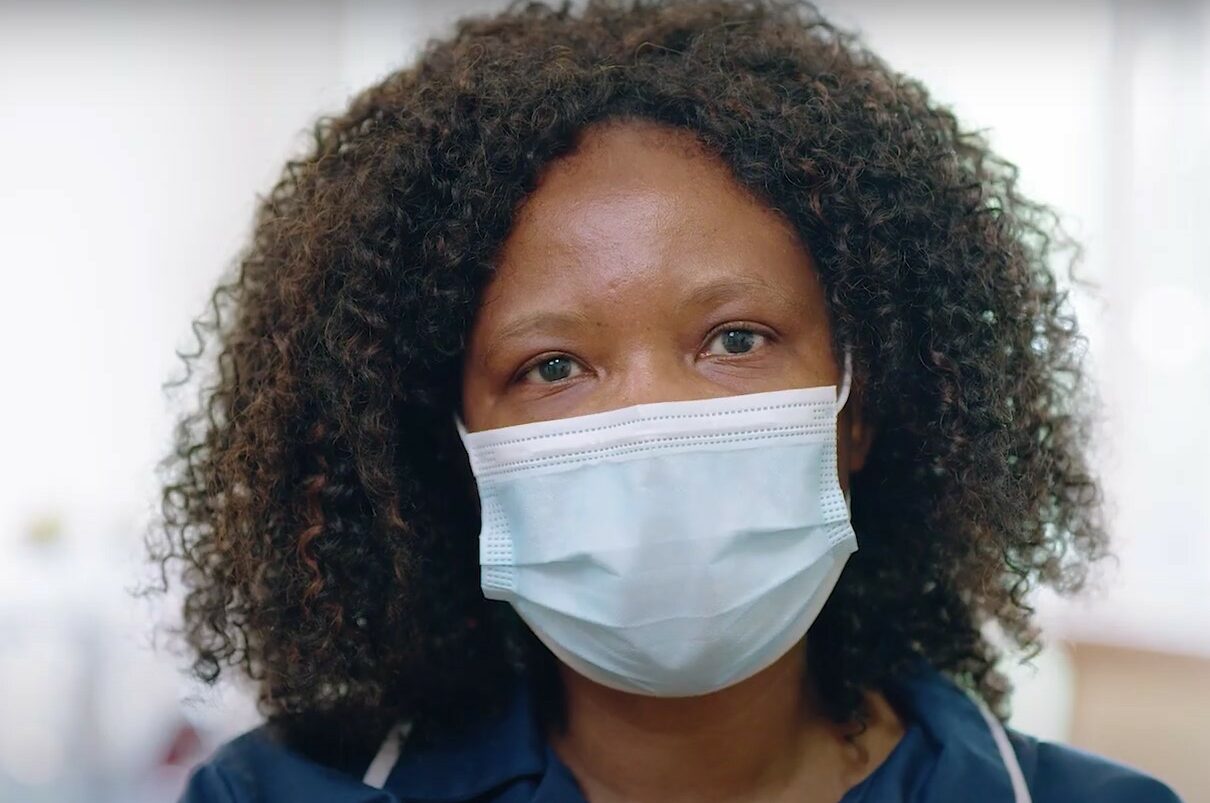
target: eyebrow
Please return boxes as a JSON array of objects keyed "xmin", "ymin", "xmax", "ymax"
[
  {"xmin": 494, "ymin": 309, "xmax": 594, "ymax": 342},
  {"xmin": 681, "ymin": 276, "xmax": 789, "ymax": 310},
  {"xmin": 478, "ymin": 274, "xmax": 793, "ymax": 365},
  {"xmin": 480, "ymin": 309, "xmax": 596, "ymax": 365}
]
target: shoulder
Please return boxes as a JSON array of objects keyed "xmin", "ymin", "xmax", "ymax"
[
  {"xmin": 1008, "ymin": 729, "xmax": 1183, "ymax": 803},
  {"xmin": 178, "ymin": 727, "xmax": 274, "ymax": 803},
  {"xmin": 177, "ymin": 724, "xmax": 378, "ymax": 803}
]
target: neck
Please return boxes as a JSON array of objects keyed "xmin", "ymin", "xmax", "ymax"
[{"xmin": 549, "ymin": 643, "xmax": 856, "ymax": 802}]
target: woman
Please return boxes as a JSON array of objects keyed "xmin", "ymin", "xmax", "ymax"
[{"xmin": 155, "ymin": 1, "xmax": 1181, "ymax": 800}]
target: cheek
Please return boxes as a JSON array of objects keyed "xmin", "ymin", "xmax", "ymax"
[
  {"xmin": 752, "ymin": 333, "xmax": 839, "ymax": 388},
  {"xmin": 695, "ymin": 349, "xmax": 799, "ymax": 392},
  {"xmin": 459, "ymin": 362, "xmax": 499, "ymax": 433}
]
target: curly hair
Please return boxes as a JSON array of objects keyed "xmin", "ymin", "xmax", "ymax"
[{"xmin": 150, "ymin": 0, "xmax": 1106, "ymax": 748}]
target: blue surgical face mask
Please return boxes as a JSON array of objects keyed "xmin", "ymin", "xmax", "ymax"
[{"xmin": 455, "ymin": 354, "xmax": 857, "ymax": 697}]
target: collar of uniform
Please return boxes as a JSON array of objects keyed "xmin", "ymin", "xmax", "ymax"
[
  {"xmin": 380, "ymin": 664, "xmax": 1022, "ymax": 802},
  {"xmin": 204, "ymin": 725, "xmax": 401, "ymax": 803},
  {"xmin": 888, "ymin": 664, "xmax": 1024, "ymax": 803},
  {"xmin": 383, "ymin": 680, "xmax": 548, "ymax": 799}
]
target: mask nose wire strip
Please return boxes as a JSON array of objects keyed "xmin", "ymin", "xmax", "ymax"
[{"xmin": 836, "ymin": 350, "xmax": 853, "ymax": 413}]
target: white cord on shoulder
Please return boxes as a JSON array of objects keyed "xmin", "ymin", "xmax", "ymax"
[
  {"xmin": 972, "ymin": 698, "xmax": 1033, "ymax": 803},
  {"xmin": 362, "ymin": 721, "xmax": 413, "ymax": 789}
]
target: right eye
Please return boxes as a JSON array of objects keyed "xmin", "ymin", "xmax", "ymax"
[{"xmin": 518, "ymin": 354, "xmax": 584, "ymax": 385}]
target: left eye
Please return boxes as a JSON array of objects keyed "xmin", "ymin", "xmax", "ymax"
[
  {"xmin": 703, "ymin": 327, "xmax": 768, "ymax": 356},
  {"xmin": 520, "ymin": 355, "xmax": 583, "ymax": 384}
]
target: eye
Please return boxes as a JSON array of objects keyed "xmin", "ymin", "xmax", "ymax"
[
  {"xmin": 702, "ymin": 326, "xmax": 770, "ymax": 357},
  {"xmin": 519, "ymin": 354, "xmax": 584, "ymax": 384}
]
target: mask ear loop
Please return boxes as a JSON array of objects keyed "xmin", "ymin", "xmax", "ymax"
[
  {"xmin": 835, "ymin": 348, "xmax": 854, "ymax": 513},
  {"xmin": 835, "ymin": 349, "xmax": 853, "ymax": 414}
]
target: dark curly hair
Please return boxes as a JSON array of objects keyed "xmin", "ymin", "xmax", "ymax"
[{"xmin": 150, "ymin": 0, "xmax": 1106, "ymax": 751}]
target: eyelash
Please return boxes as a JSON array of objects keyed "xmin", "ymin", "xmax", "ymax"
[
  {"xmin": 700, "ymin": 321, "xmax": 775, "ymax": 357},
  {"xmin": 513, "ymin": 352, "xmax": 581, "ymax": 385}
]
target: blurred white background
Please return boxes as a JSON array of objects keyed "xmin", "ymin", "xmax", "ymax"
[{"xmin": 0, "ymin": 1, "xmax": 1207, "ymax": 801}]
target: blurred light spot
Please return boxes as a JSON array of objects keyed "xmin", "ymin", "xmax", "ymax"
[{"xmin": 25, "ymin": 509, "xmax": 65, "ymax": 547}]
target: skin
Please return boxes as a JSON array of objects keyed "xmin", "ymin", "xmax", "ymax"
[{"xmin": 460, "ymin": 118, "xmax": 900, "ymax": 802}]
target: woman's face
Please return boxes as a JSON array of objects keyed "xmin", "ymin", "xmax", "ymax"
[{"xmin": 461, "ymin": 119, "xmax": 868, "ymax": 477}]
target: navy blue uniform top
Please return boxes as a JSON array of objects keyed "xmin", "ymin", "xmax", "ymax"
[{"xmin": 180, "ymin": 666, "xmax": 1182, "ymax": 802}]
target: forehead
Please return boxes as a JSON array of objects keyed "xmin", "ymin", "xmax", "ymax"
[{"xmin": 484, "ymin": 119, "xmax": 811, "ymax": 304}]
